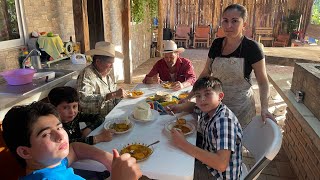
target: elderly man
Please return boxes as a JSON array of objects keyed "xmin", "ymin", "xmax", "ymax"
[
  {"xmin": 77, "ymin": 41, "xmax": 127, "ymax": 116},
  {"xmin": 143, "ymin": 40, "xmax": 196, "ymax": 90}
]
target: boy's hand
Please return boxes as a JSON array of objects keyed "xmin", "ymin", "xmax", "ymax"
[
  {"xmin": 111, "ymin": 149, "xmax": 142, "ymax": 180},
  {"xmin": 95, "ymin": 129, "xmax": 113, "ymax": 144},
  {"xmin": 171, "ymin": 128, "xmax": 188, "ymax": 149},
  {"xmin": 165, "ymin": 104, "xmax": 181, "ymax": 114}
]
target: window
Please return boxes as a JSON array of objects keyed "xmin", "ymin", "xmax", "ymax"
[{"xmin": 0, "ymin": 0, "xmax": 25, "ymax": 49}]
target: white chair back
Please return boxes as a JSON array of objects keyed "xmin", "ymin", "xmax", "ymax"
[{"xmin": 241, "ymin": 116, "xmax": 282, "ymax": 180}]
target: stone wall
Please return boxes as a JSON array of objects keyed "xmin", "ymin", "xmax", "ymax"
[
  {"xmin": 0, "ymin": 0, "xmax": 74, "ymax": 73},
  {"xmin": 283, "ymin": 109, "xmax": 320, "ymax": 179},
  {"xmin": 23, "ymin": 0, "xmax": 74, "ymax": 42},
  {"xmin": 1, "ymin": 0, "xmax": 151, "ymax": 82},
  {"xmin": 291, "ymin": 63, "xmax": 320, "ymax": 120},
  {"xmin": 131, "ymin": 21, "xmax": 152, "ymax": 69}
]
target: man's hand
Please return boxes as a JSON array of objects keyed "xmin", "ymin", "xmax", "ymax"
[
  {"xmin": 115, "ymin": 88, "xmax": 128, "ymax": 98},
  {"xmin": 145, "ymin": 73, "xmax": 161, "ymax": 84},
  {"xmin": 94, "ymin": 129, "xmax": 113, "ymax": 144},
  {"xmin": 111, "ymin": 149, "xmax": 142, "ymax": 180},
  {"xmin": 172, "ymin": 81, "xmax": 184, "ymax": 91}
]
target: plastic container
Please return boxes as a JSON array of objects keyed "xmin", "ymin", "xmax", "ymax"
[{"xmin": 0, "ymin": 69, "xmax": 36, "ymax": 85}]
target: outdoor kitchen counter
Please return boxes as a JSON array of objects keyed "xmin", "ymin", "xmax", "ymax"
[
  {"xmin": 0, "ymin": 60, "xmax": 88, "ymax": 121},
  {"xmin": 266, "ymin": 64, "xmax": 320, "ymax": 144}
]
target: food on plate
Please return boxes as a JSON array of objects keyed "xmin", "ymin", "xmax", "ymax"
[
  {"xmin": 178, "ymin": 92, "xmax": 189, "ymax": 99},
  {"xmin": 177, "ymin": 118, "xmax": 186, "ymax": 125},
  {"xmin": 173, "ymin": 124, "xmax": 191, "ymax": 134},
  {"xmin": 120, "ymin": 143, "xmax": 153, "ymax": 161},
  {"xmin": 128, "ymin": 90, "xmax": 144, "ymax": 98},
  {"xmin": 133, "ymin": 102, "xmax": 152, "ymax": 120},
  {"xmin": 47, "ymin": 32, "xmax": 54, "ymax": 37},
  {"xmin": 109, "ymin": 122, "xmax": 131, "ymax": 132},
  {"xmin": 154, "ymin": 91, "xmax": 172, "ymax": 102},
  {"xmin": 162, "ymin": 82, "xmax": 173, "ymax": 89}
]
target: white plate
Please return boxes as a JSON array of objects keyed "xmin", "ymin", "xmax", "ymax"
[
  {"xmin": 164, "ymin": 121, "xmax": 195, "ymax": 136},
  {"xmin": 129, "ymin": 109, "xmax": 159, "ymax": 123},
  {"xmin": 104, "ymin": 118, "xmax": 134, "ymax": 134}
]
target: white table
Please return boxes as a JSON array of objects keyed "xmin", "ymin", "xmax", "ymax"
[{"xmin": 72, "ymin": 84, "xmax": 196, "ymax": 180}]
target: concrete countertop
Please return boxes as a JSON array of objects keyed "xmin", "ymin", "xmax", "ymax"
[
  {"xmin": 0, "ymin": 59, "xmax": 88, "ymax": 120},
  {"xmin": 267, "ymin": 64, "xmax": 320, "ymax": 139}
]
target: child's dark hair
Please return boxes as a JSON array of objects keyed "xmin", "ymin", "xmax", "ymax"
[
  {"xmin": 223, "ymin": 4, "xmax": 247, "ymax": 21},
  {"xmin": 48, "ymin": 86, "xmax": 79, "ymax": 107},
  {"xmin": 192, "ymin": 76, "xmax": 223, "ymax": 92},
  {"xmin": 1, "ymin": 101, "xmax": 60, "ymax": 168}
]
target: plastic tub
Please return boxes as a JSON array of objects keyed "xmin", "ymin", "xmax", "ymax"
[{"xmin": 0, "ymin": 69, "xmax": 36, "ymax": 85}]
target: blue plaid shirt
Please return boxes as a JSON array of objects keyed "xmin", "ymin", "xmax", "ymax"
[{"xmin": 195, "ymin": 103, "xmax": 243, "ymax": 180}]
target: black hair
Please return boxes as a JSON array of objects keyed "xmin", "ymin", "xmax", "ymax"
[
  {"xmin": 48, "ymin": 86, "xmax": 79, "ymax": 107},
  {"xmin": 223, "ymin": 4, "xmax": 248, "ymax": 21},
  {"xmin": 1, "ymin": 101, "xmax": 60, "ymax": 168},
  {"xmin": 192, "ymin": 76, "xmax": 223, "ymax": 93}
]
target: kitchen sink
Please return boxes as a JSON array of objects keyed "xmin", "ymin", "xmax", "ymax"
[{"xmin": 0, "ymin": 68, "xmax": 75, "ymax": 96}]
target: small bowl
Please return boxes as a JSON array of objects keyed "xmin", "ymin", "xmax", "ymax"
[
  {"xmin": 104, "ymin": 118, "xmax": 134, "ymax": 134},
  {"xmin": 165, "ymin": 121, "xmax": 195, "ymax": 136},
  {"xmin": 0, "ymin": 69, "xmax": 36, "ymax": 85}
]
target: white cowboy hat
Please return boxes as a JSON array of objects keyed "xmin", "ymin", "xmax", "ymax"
[
  {"xmin": 85, "ymin": 41, "xmax": 124, "ymax": 58},
  {"xmin": 162, "ymin": 40, "xmax": 185, "ymax": 53}
]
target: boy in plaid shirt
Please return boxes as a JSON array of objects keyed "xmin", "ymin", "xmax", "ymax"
[{"xmin": 168, "ymin": 76, "xmax": 243, "ymax": 179}]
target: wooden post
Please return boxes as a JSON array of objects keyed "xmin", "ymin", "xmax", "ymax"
[
  {"xmin": 157, "ymin": 0, "xmax": 164, "ymax": 57},
  {"xmin": 72, "ymin": 0, "xmax": 90, "ymax": 53},
  {"xmin": 170, "ymin": 0, "xmax": 175, "ymax": 30},
  {"xmin": 122, "ymin": 0, "xmax": 132, "ymax": 84}
]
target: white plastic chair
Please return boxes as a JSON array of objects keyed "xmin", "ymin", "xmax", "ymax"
[{"xmin": 241, "ymin": 116, "xmax": 282, "ymax": 180}]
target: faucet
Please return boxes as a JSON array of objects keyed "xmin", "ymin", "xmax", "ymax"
[{"xmin": 22, "ymin": 49, "xmax": 42, "ymax": 69}]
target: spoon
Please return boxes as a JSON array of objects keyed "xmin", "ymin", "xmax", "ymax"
[
  {"xmin": 167, "ymin": 107, "xmax": 178, "ymax": 121},
  {"xmin": 146, "ymin": 140, "xmax": 160, "ymax": 147},
  {"xmin": 129, "ymin": 140, "xmax": 160, "ymax": 154}
]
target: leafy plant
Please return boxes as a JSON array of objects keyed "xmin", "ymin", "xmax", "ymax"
[
  {"xmin": 286, "ymin": 10, "xmax": 301, "ymax": 34},
  {"xmin": 131, "ymin": 0, "xmax": 158, "ymax": 23},
  {"xmin": 311, "ymin": 0, "xmax": 320, "ymax": 25}
]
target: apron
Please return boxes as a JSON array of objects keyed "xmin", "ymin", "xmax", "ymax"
[{"xmin": 210, "ymin": 44, "xmax": 255, "ymax": 127}]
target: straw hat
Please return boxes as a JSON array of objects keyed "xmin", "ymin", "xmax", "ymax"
[
  {"xmin": 85, "ymin": 41, "xmax": 123, "ymax": 58},
  {"xmin": 162, "ymin": 40, "xmax": 185, "ymax": 53}
]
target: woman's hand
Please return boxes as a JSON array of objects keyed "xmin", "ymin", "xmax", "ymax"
[{"xmin": 261, "ymin": 108, "xmax": 276, "ymax": 123}]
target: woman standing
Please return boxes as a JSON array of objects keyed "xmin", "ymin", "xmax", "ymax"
[{"xmin": 197, "ymin": 4, "xmax": 274, "ymax": 126}]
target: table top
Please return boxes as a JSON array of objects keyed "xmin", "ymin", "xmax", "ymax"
[{"xmin": 72, "ymin": 84, "xmax": 196, "ymax": 180}]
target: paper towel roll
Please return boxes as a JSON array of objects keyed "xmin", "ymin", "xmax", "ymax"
[{"xmin": 64, "ymin": 42, "xmax": 73, "ymax": 55}]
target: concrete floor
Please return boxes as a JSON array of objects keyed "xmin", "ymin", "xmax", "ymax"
[{"xmin": 118, "ymin": 48, "xmax": 297, "ymax": 180}]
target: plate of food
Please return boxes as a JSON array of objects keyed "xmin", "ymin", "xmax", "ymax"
[
  {"xmin": 178, "ymin": 91, "xmax": 189, "ymax": 99},
  {"xmin": 165, "ymin": 118, "xmax": 195, "ymax": 136},
  {"xmin": 127, "ymin": 90, "xmax": 144, "ymax": 98},
  {"xmin": 120, "ymin": 143, "xmax": 153, "ymax": 162},
  {"xmin": 162, "ymin": 82, "xmax": 174, "ymax": 89},
  {"xmin": 104, "ymin": 117, "xmax": 134, "ymax": 134}
]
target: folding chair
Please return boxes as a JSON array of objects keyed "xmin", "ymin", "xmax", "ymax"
[{"xmin": 241, "ymin": 116, "xmax": 282, "ymax": 180}]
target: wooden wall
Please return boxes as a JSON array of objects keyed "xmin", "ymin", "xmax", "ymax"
[{"xmin": 162, "ymin": 0, "xmax": 314, "ymax": 37}]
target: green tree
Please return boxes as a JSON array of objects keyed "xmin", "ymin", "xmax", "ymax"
[{"xmin": 311, "ymin": 0, "xmax": 320, "ymax": 25}]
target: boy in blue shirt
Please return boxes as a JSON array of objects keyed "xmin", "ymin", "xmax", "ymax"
[
  {"xmin": 2, "ymin": 101, "xmax": 141, "ymax": 180},
  {"xmin": 168, "ymin": 76, "xmax": 243, "ymax": 179}
]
